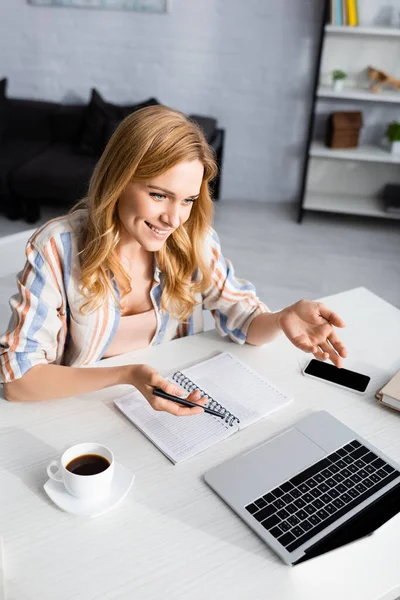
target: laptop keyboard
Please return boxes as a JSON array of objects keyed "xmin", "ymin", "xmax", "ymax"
[{"xmin": 245, "ymin": 440, "xmax": 400, "ymax": 553}]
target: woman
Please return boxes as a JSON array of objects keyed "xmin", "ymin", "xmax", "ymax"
[{"xmin": 0, "ymin": 105, "xmax": 347, "ymax": 410}]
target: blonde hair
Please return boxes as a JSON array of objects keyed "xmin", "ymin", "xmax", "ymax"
[{"xmin": 76, "ymin": 105, "xmax": 218, "ymax": 321}]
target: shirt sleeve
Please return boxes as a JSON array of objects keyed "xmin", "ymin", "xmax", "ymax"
[
  {"xmin": 202, "ymin": 229, "xmax": 270, "ymax": 344},
  {"xmin": 0, "ymin": 241, "xmax": 64, "ymax": 384}
]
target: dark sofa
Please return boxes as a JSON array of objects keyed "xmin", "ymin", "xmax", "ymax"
[{"xmin": 0, "ymin": 80, "xmax": 225, "ymax": 223}]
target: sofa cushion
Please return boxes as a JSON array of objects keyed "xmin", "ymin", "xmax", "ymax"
[
  {"xmin": 4, "ymin": 99, "xmax": 59, "ymax": 142},
  {"xmin": 0, "ymin": 78, "xmax": 6, "ymax": 99},
  {"xmin": 79, "ymin": 88, "xmax": 161, "ymax": 155},
  {"xmin": 0, "ymin": 78, "xmax": 8, "ymax": 143},
  {"xmin": 103, "ymin": 97, "xmax": 160, "ymax": 146},
  {"xmin": 78, "ymin": 89, "xmax": 118, "ymax": 156},
  {"xmin": 0, "ymin": 139, "xmax": 51, "ymax": 196},
  {"xmin": 189, "ymin": 115, "xmax": 217, "ymax": 143},
  {"xmin": 52, "ymin": 104, "xmax": 86, "ymax": 145},
  {"xmin": 119, "ymin": 97, "xmax": 160, "ymax": 119},
  {"xmin": 10, "ymin": 143, "xmax": 97, "ymax": 202}
]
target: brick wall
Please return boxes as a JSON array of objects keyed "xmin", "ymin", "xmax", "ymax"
[{"xmin": 0, "ymin": 0, "xmax": 323, "ymax": 202}]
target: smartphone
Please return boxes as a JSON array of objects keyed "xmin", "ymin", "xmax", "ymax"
[{"xmin": 303, "ymin": 359, "xmax": 371, "ymax": 394}]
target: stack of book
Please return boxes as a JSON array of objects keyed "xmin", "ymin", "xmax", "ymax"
[
  {"xmin": 329, "ymin": 0, "xmax": 359, "ymax": 26},
  {"xmin": 376, "ymin": 370, "xmax": 400, "ymax": 412}
]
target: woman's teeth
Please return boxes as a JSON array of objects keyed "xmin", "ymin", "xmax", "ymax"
[{"xmin": 146, "ymin": 222, "xmax": 169, "ymax": 235}]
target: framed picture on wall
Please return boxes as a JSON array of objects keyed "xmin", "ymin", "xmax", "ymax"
[{"xmin": 27, "ymin": 0, "xmax": 168, "ymax": 12}]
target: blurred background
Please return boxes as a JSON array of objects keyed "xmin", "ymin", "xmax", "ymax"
[{"xmin": 0, "ymin": 0, "xmax": 399, "ymax": 321}]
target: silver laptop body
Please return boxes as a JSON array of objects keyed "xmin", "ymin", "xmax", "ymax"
[{"xmin": 204, "ymin": 411, "xmax": 400, "ymax": 565}]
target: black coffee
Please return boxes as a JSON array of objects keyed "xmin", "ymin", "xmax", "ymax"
[{"xmin": 66, "ymin": 454, "xmax": 110, "ymax": 476}]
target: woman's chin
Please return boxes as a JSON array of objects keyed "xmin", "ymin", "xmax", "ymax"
[
  {"xmin": 139, "ymin": 236, "xmax": 167, "ymax": 252},
  {"xmin": 122, "ymin": 227, "xmax": 168, "ymax": 252}
]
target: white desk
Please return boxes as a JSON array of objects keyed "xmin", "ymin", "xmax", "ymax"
[{"xmin": 1, "ymin": 287, "xmax": 400, "ymax": 600}]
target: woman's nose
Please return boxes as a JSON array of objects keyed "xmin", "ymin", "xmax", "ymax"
[{"xmin": 161, "ymin": 204, "xmax": 180, "ymax": 229}]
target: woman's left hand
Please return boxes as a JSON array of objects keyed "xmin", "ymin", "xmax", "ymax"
[{"xmin": 279, "ymin": 300, "xmax": 347, "ymax": 367}]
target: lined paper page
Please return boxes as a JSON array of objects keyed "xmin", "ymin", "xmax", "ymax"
[
  {"xmin": 115, "ymin": 391, "xmax": 234, "ymax": 464},
  {"xmin": 178, "ymin": 353, "xmax": 292, "ymax": 428},
  {"xmin": 114, "ymin": 352, "xmax": 291, "ymax": 464}
]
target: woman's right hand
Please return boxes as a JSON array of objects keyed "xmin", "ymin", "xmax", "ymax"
[{"xmin": 129, "ymin": 363, "xmax": 208, "ymax": 416}]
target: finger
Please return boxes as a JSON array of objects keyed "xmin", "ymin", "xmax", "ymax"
[
  {"xmin": 327, "ymin": 330, "xmax": 348, "ymax": 359},
  {"xmin": 186, "ymin": 390, "xmax": 208, "ymax": 405},
  {"xmin": 329, "ymin": 350, "xmax": 343, "ymax": 368},
  {"xmin": 169, "ymin": 401, "xmax": 206, "ymax": 416},
  {"xmin": 319, "ymin": 340, "xmax": 344, "ymax": 368},
  {"xmin": 317, "ymin": 303, "xmax": 346, "ymax": 328},
  {"xmin": 149, "ymin": 373, "xmax": 186, "ymax": 397},
  {"xmin": 175, "ymin": 405, "xmax": 206, "ymax": 417},
  {"xmin": 150, "ymin": 396, "xmax": 205, "ymax": 416},
  {"xmin": 313, "ymin": 348, "xmax": 329, "ymax": 362},
  {"xmin": 293, "ymin": 335, "xmax": 329, "ymax": 359},
  {"xmin": 328, "ymin": 312, "xmax": 346, "ymax": 328},
  {"xmin": 315, "ymin": 345, "xmax": 330, "ymax": 361}
]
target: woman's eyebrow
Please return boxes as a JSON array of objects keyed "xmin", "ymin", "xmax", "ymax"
[{"xmin": 146, "ymin": 185, "xmax": 199, "ymax": 199}]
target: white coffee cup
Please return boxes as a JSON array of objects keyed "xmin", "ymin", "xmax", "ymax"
[{"xmin": 47, "ymin": 442, "xmax": 114, "ymax": 500}]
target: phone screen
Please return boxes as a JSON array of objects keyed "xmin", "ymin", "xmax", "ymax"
[{"xmin": 304, "ymin": 360, "xmax": 371, "ymax": 393}]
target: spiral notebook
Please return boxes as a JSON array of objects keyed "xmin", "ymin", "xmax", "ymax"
[{"xmin": 114, "ymin": 352, "xmax": 292, "ymax": 464}]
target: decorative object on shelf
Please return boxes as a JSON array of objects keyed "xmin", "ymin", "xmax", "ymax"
[
  {"xmin": 385, "ymin": 121, "xmax": 400, "ymax": 154},
  {"xmin": 382, "ymin": 183, "xmax": 400, "ymax": 214},
  {"xmin": 27, "ymin": 0, "xmax": 168, "ymax": 11},
  {"xmin": 325, "ymin": 111, "xmax": 362, "ymax": 149},
  {"xmin": 368, "ymin": 66, "xmax": 400, "ymax": 93},
  {"xmin": 332, "ymin": 69, "xmax": 347, "ymax": 92}
]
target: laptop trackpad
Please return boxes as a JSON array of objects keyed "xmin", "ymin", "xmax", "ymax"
[
  {"xmin": 243, "ymin": 428, "xmax": 325, "ymax": 496},
  {"xmin": 206, "ymin": 427, "xmax": 326, "ymax": 505}
]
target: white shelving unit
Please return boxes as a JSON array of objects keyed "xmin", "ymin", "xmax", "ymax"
[
  {"xmin": 304, "ymin": 191, "xmax": 400, "ymax": 219},
  {"xmin": 310, "ymin": 141, "xmax": 400, "ymax": 164},
  {"xmin": 299, "ymin": 2, "xmax": 400, "ymax": 222},
  {"xmin": 325, "ymin": 24, "xmax": 400, "ymax": 36},
  {"xmin": 317, "ymin": 85, "xmax": 400, "ymax": 103}
]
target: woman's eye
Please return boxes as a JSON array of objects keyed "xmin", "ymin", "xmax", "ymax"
[
  {"xmin": 182, "ymin": 198, "xmax": 195, "ymax": 205},
  {"xmin": 150, "ymin": 193, "xmax": 165, "ymax": 201}
]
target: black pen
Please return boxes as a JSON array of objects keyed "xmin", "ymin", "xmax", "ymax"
[{"xmin": 152, "ymin": 388, "xmax": 224, "ymax": 418}]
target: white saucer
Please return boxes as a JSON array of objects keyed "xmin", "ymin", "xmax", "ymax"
[{"xmin": 43, "ymin": 462, "xmax": 135, "ymax": 517}]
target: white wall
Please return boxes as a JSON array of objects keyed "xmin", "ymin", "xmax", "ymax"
[{"xmin": 0, "ymin": 0, "xmax": 323, "ymax": 202}]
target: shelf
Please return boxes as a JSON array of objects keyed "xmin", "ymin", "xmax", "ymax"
[
  {"xmin": 325, "ymin": 25, "xmax": 400, "ymax": 37},
  {"xmin": 304, "ymin": 192, "xmax": 400, "ymax": 220},
  {"xmin": 299, "ymin": 12, "xmax": 400, "ymax": 224},
  {"xmin": 310, "ymin": 141, "xmax": 400, "ymax": 164},
  {"xmin": 317, "ymin": 85, "xmax": 400, "ymax": 104}
]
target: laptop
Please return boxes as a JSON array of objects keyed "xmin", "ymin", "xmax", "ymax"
[{"xmin": 204, "ymin": 411, "xmax": 400, "ymax": 565}]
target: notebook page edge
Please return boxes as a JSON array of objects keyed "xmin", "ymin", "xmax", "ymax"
[
  {"xmin": 0, "ymin": 535, "xmax": 5, "ymax": 600},
  {"xmin": 114, "ymin": 395, "xmax": 177, "ymax": 464}
]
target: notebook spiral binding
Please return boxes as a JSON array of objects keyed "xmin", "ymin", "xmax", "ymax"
[{"xmin": 172, "ymin": 371, "xmax": 240, "ymax": 427}]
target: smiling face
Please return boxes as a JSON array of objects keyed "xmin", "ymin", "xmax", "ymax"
[{"xmin": 117, "ymin": 160, "xmax": 204, "ymax": 253}]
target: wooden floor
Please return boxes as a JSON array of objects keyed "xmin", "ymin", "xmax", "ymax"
[{"xmin": 0, "ymin": 201, "xmax": 399, "ymax": 312}]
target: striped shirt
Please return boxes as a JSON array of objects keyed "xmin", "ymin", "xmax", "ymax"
[{"xmin": 0, "ymin": 209, "xmax": 269, "ymax": 383}]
